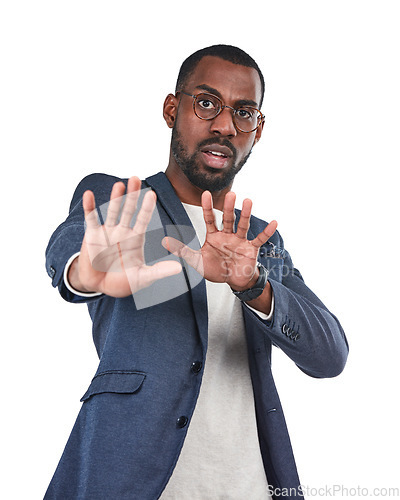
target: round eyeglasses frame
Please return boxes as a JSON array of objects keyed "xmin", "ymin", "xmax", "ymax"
[{"xmin": 179, "ymin": 90, "xmax": 265, "ymax": 133}]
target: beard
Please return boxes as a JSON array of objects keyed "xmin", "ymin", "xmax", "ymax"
[{"xmin": 171, "ymin": 125, "xmax": 252, "ymax": 192}]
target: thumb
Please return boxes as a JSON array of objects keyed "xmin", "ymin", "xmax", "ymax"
[
  {"xmin": 144, "ymin": 260, "xmax": 183, "ymax": 283},
  {"xmin": 162, "ymin": 237, "xmax": 204, "ymax": 275}
]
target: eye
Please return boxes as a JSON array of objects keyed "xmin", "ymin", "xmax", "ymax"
[
  {"xmin": 237, "ymin": 108, "xmax": 255, "ymax": 120},
  {"xmin": 198, "ymin": 98, "xmax": 217, "ymax": 110}
]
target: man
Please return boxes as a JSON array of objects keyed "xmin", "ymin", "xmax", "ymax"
[{"xmin": 45, "ymin": 45, "xmax": 348, "ymax": 499}]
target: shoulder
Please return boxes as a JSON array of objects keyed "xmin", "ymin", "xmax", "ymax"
[
  {"xmin": 69, "ymin": 173, "xmax": 127, "ymax": 210},
  {"xmin": 74, "ymin": 172, "xmax": 125, "ymax": 194}
]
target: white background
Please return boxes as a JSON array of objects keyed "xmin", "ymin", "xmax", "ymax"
[{"xmin": 1, "ymin": 1, "xmax": 399, "ymax": 498}]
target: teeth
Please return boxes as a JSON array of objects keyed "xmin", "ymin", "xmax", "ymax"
[{"xmin": 209, "ymin": 151, "xmax": 225, "ymax": 157}]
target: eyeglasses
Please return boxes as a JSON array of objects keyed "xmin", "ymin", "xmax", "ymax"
[{"xmin": 180, "ymin": 91, "xmax": 265, "ymax": 133}]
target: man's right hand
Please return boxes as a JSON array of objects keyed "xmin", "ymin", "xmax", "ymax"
[{"xmin": 68, "ymin": 176, "xmax": 182, "ymax": 298}]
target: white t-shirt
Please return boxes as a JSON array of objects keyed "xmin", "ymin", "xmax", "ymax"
[{"xmin": 160, "ymin": 204, "xmax": 272, "ymax": 499}]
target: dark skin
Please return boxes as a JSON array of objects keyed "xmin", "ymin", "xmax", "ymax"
[
  {"xmin": 68, "ymin": 56, "xmax": 277, "ymax": 314},
  {"xmin": 164, "ymin": 56, "xmax": 264, "ymax": 210}
]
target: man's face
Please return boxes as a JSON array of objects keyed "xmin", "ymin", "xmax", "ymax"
[{"xmin": 170, "ymin": 56, "xmax": 263, "ymax": 192}]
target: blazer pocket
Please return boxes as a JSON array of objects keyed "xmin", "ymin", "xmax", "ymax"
[{"xmin": 80, "ymin": 370, "xmax": 146, "ymax": 402}]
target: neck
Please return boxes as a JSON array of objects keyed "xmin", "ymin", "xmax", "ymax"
[{"xmin": 165, "ymin": 151, "xmax": 232, "ymax": 211}]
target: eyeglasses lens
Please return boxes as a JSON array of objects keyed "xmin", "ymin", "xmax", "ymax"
[
  {"xmin": 235, "ymin": 108, "xmax": 260, "ymax": 133},
  {"xmin": 194, "ymin": 94, "xmax": 261, "ymax": 133},
  {"xmin": 194, "ymin": 94, "xmax": 221, "ymax": 119}
]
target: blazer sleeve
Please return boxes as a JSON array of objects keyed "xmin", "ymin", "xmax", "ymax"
[
  {"xmin": 244, "ymin": 229, "xmax": 349, "ymax": 379},
  {"xmin": 45, "ymin": 173, "xmax": 121, "ymax": 303}
]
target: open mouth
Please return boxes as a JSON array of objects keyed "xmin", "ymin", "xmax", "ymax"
[
  {"xmin": 205, "ymin": 150, "xmax": 227, "ymax": 158},
  {"xmin": 200, "ymin": 144, "xmax": 233, "ymax": 169},
  {"xmin": 202, "ymin": 151, "xmax": 229, "ymax": 169}
]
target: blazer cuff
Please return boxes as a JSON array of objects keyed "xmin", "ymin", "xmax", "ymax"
[
  {"xmin": 63, "ymin": 252, "xmax": 103, "ymax": 298},
  {"xmin": 244, "ymin": 289, "xmax": 274, "ymax": 321}
]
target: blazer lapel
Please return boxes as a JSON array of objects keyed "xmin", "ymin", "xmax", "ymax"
[{"xmin": 145, "ymin": 172, "xmax": 208, "ymax": 349}]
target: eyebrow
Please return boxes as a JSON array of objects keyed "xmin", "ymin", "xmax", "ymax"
[{"xmin": 195, "ymin": 84, "xmax": 260, "ymax": 109}]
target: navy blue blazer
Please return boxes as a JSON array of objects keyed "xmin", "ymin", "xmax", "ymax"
[{"xmin": 44, "ymin": 172, "xmax": 348, "ymax": 499}]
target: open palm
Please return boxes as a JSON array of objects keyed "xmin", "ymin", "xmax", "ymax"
[
  {"xmin": 78, "ymin": 177, "xmax": 182, "ymax": 297},
  {"xmin": 162, "ymin": 191, "xmax": 277, "ymax": 291}
]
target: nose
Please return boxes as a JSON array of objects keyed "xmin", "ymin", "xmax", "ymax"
[{"xmin": 209, "ymin": 106, "xmax": 237, "ymax": 137}]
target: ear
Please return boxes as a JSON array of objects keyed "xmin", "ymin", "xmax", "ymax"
[
  {"xmin": 163, "ymin": 93, "xmax": 179, "ymax": 128},
  {"xmin": 252, "ymin": 119, "xmax": 265, "ymax": 146}
]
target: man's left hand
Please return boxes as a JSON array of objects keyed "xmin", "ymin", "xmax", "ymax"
[{"xmin": 162, "ymin": 190, "xmax": 277, "ymax": 292}]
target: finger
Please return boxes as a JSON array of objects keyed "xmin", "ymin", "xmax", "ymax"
[
  {"xmin": 143, "ymin": 260, "xmax": 183, "ymax": 283},
  {"xmin": 201, "ymin": 191, "xmax": 218, "ymax": 234},
  {"xmin": 129, "ymin": 260, "xmax": 182, "ymax": 293},
  {"xmin": 252, "ymin": 220, "xmax": 278, "ymax": 248},
  {"xmin": 222, "ymin": 191, "xmax": 236, "ymax": 233},
  {"xmin": 162, "ymin": 237, "xmax": 204, "ymax": 275},
  {"xmin": 236, "ymin": 198, "xmax": 252, "ymax": 239},
  {"xmin": 132, "ymin": 190, "xmax": 157, "ymax": 237},
  {"xmin": 105, "ymin": 182, "xmax": 126, "ymax": 227},
  {"xmin": 119, "ymin": 176, "xmax": 141, "ymax": 227},
  {"xmin": 83, "ymin": 190, "xmax": 99, "ymax": 229}
]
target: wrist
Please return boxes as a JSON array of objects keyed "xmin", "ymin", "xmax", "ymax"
[
  {"xmin": 229, "ymin": 267, "xmax": 260, "ymax": 292},
  {"xmin": 67, "ymin": 256, "xmax": 97, "ymax": 294},
  {"xmin": 230, "ymin": 263, "xmax": 269, "ymax": 302}
]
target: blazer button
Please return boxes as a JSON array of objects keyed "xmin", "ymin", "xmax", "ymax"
[
  {"xmin": 176, "ymin": 416, "xmax": 188, "ymax": 428},
  {"xmin": 191, "ymin": 361, "xmax": 202, "ymax": 374},
  {"xmin": 49, "ymin": 266, "xmax": 56, "ymax": 278}
]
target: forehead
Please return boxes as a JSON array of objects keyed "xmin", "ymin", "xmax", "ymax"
[{"xmin": 185, "ymin": 56, "xmax": 262, "ymax": 107}]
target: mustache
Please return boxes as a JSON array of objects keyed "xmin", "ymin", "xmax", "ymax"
[{"xmin": 196, "ymin": 138, "xmax": 237, "ymax": 158}]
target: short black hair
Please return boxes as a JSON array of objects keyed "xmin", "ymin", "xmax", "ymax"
[{"xmin": 175, "ymin": 44, "xmax": 265, "ymax": 108}]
